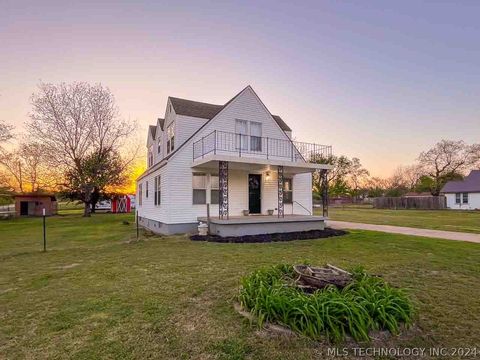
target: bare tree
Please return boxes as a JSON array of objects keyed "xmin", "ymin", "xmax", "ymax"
[
  {"xmin": 0, "ymin": 120, "xmax": 13, "ymax": 143},
  {"xmin": 418, "ymin": 140, "xmax": 480, "ymax": 195},
  {"xmin": 0, "ymin": 150, "xmax": 23, "ymax": 192},
  {"xmin": 402, "ymin": 164, "xmax": 423, "ymax": 190},
  {"xmin": 0, "ymin": 141, "xmax": 55, "ymax": 192},
  {"xmin": 27, "ymin": 82, "xmax": 135, "ymax": 216},
  {"xmin": 347, "ymin": 157, "xmax": 369, "ymax": 200}
]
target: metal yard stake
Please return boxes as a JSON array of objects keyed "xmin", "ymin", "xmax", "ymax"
[
  {"xmin": 42, "ymin": 208, "xmax": 46, "ymax": 252},
  {"xmin": 136, "ymin": 211, "xmax": 139, "ymax": 239}
]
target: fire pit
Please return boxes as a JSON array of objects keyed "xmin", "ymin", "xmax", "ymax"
[{"xmin": 294, "ymin": 264, "xmax": 352, "ymax": 292}]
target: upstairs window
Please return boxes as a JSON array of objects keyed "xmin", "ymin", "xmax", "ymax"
[
  {"xmin": 154, "ymin": 175, "xmax": 161, "ymax": 205},
  {"xmin": 148, "ymin": 150, "xmax": 153, "ymax": 167},
  {"xmin": 192, "ymin": 173, "xmax": 206, "ymax": 204},
  {"xmin": 250, "ymin": 121, "xmax": 262, "ymax": 152},
  {"xmin": 146, "ymin": 181, "xmax": 149, "ymax": 198},
  {"xmin": 235, "ymin": 119, "xmax": 248, "ymax": 151},
  {"xmin": 167, "ymin": 123, "xmax": 175, "ymax": 154},
  {"xmin": 283, "ymin": 178, "xmax": 293, "ymax": 204},
  {"xmin": 157, "ymin": 140, "xmax": 162, "ymax": 154}
]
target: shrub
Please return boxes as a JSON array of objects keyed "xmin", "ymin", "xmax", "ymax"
[{"xmin": 238, "ymin": 264, "xmax": 414, "ymax": 343}]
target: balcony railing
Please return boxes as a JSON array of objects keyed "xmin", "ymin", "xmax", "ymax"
[{"xmin": 193, "ymin": 130, "xmax": 332, "ymax": 163}]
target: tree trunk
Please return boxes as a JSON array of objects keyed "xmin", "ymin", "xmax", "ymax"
[
  {"xmin": 90, "ymin": 187, "xmax": 100, "ymax": 213},
  {"xmin": 83, "ymin": 202, "xmax": 91, "ymax": 217}
]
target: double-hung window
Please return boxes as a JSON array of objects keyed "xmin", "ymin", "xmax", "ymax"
[
  {"xmin": 193, "ymin": 173, "xmax": 207, "ymax": 204},
  {"xmin": 167, "ymin": 123, "xmax": 175, "ymax": 154},
  {"xmin": 250, "ymin": 121, "xmax": 262, "ymax": 152},
  {"xmin": 235, "ymin": 119, "xmax": 248, "ymax": 151},
  {"xmin": 283, "ymin": 178, "xmax": 293, "ymax": 204},
  {"xmin": 154, "ymin": 175, "xmax": 161, "ymax": 205},
  {"xmin": 210, "ymin": 174, "xmax": 219, "ymax": 204},
  {"xmin": 148, "ymin": 150, "xmax": 153, "ymax": 167},
  {"xmin": 138, "ymin": 183, "xmax": 143, "ymax": 206},
  {"xmin": 145, "ymin": 181, "xmax": 149, "ymax": 198},
  {"xmin": 455, "ymin": 193, "xmax": 468, "ymax": 204}
]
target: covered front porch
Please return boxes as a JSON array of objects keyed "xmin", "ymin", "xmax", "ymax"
[
  {"xmin": 198, "ymin": 214, "xmax": 327, "ymax": 237},
  {"xmin": 192, "ymin": 154, "xmax": 331, "ymax": 235}
]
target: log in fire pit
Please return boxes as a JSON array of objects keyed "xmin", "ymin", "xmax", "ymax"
[{"xmin": 293, "ymin": 264, "xmax": 352, "ymax": 292}]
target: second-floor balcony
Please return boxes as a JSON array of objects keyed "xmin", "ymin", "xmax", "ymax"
[{"xmin": 193, "ymin": 130, "xmax": 332, "ymax": 164}]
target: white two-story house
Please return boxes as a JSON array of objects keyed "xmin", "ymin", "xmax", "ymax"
[{"xmin": 136, "ymin": 86, "xmax": 332, "ymax": 236}]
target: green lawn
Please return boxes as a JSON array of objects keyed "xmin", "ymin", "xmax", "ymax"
[
  {"xmin": 322, "ymin": 206, "xmax": 480, "ymax": 234},
  {"xmin": 1, "ymin": 212, "xmax": 479, "ymax": 359}
]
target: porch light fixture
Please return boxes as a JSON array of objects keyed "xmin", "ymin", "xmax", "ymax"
[{"xmin": 265, "ymin": 171, "xmax": 271, "ymax": 181}]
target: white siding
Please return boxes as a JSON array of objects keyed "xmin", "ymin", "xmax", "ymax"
[
  {"xmin": 136, "ymin": 165, "xmax": 170, "ymax": 223},
  {"xmin": 153, "ymin": 119, "xmax": 164, "ymax": 164},
  {"xmin": 192, "ymin": 87, "xmax": 290, "ymax": 153},
  {"xmin": 445, "ymin": 192, "xmax": 480, "ymax": 210},
  {"xmin": 176, "ymin": 115, "xmax": 209, "ymax": 148},
  {"xmin": 137, "ymin": 86, "xmax": 314, "ymax": 226},
  {"xmin": 292, "ymin": 173, "xmax": 313, "ymax": 214},
  {"xmin": 155, "ymin": 100, "xmax": 177, "ymax": 163}
]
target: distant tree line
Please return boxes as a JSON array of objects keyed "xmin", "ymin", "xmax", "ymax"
[{"xmin": 313, "ymin": 139, "xmax": 480, "ymax": 201}]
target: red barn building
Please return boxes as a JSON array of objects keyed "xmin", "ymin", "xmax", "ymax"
[{"xmin": 111, "ymin": 195, "xmax": 132, "ymax": 213}]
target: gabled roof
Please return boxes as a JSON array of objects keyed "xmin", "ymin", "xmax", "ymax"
[
  {"xmin": 138, "ymin": 86, "xmax": 293, "ymax": 181},
  {"xmin": 168, "ymin": 92, "xmax": 292, "ymax": 132},
  {"xmin": 272, "ymin": 115, "xmax": 291, "ymax": 132},
  {"xmin": 169, "ymin": 97, "xmax": 224, "ymax": 120},
  {"xmin": 149, "ymin": 125, "xmax": 157, "ymax": 140},
  {"xmin": 157, "ymin": 118, "xmax": 165, "ymax": 131},
  {"xmin": 441, "ymin": 170, "xmax": 480, "ymax": 193}
]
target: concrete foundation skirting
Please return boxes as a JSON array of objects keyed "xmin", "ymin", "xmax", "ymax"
[
  {"xmin": 138, "ymin": 216, "xmax": 197, "ymax": 235},
  {"xmin": 210, "ymin": 220, "xmax": 325, "ymax": 237}
]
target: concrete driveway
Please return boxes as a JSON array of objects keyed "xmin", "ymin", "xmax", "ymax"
[{"xmin": 327, "ymin": 220, "xmax": 480, "ymax": 244}]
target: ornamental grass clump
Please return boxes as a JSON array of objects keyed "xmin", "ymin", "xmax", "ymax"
[{"xmin": 238, "ymin": 264, "xmax": 414, "ymax": 343}]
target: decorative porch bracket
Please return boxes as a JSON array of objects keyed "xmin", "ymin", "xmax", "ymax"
[
  {"xmin": 321, "ymin": 169, "xmax": 329, "ymax": 217},
  {"xmin": 219, "ymin": 161, "xmax": 229, "ymax": 219},
  {"xmin": 277, "ymin": 165, "xmax": 284, "ymax": 218}
]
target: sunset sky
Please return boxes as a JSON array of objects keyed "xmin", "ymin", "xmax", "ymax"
[{"xmin": 1, "ymin": 1, "xmax": 479, "ymax": 177}]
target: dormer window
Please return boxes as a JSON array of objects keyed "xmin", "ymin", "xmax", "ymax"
[
  {"xmin": 157, "ymin": 139, "xmax": 162, "ymax": 154},
  {"xmin": 167, "ymin": 122, "xmax": 175, "ymax": 154},
  {"xmin": 148, "ymin": 150, "xmax": 153, "ymax": 167}
]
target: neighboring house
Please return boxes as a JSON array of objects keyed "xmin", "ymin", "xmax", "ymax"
[
  {"xmin": 441, "ymin": 170, "xmax": 480, "ymax": 210},
  {"xmin": 136, "ymin": 86, "xmax": 332, "ymax": 236}
]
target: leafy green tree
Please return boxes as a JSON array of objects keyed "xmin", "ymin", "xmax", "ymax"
[
  {"xmin": 312, "ymin": 155, "xmax": 353, "ymax": 201},
  {"xmin": 60, "ymin": 150, "xmax": 128, "ymax": 214}
]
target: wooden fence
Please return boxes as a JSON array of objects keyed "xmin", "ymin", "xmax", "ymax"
[{"xmin": 373, "ymin": 196, "xmax": 446, "ymax": 210}]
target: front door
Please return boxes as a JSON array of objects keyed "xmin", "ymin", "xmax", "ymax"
[
  {"xmin": 248, "ymin": 174, "xmax": 261, "ymax": 214},
  {"xmin": 20, "ymin": 201, "xmax": 28, "ymax": 216}
]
